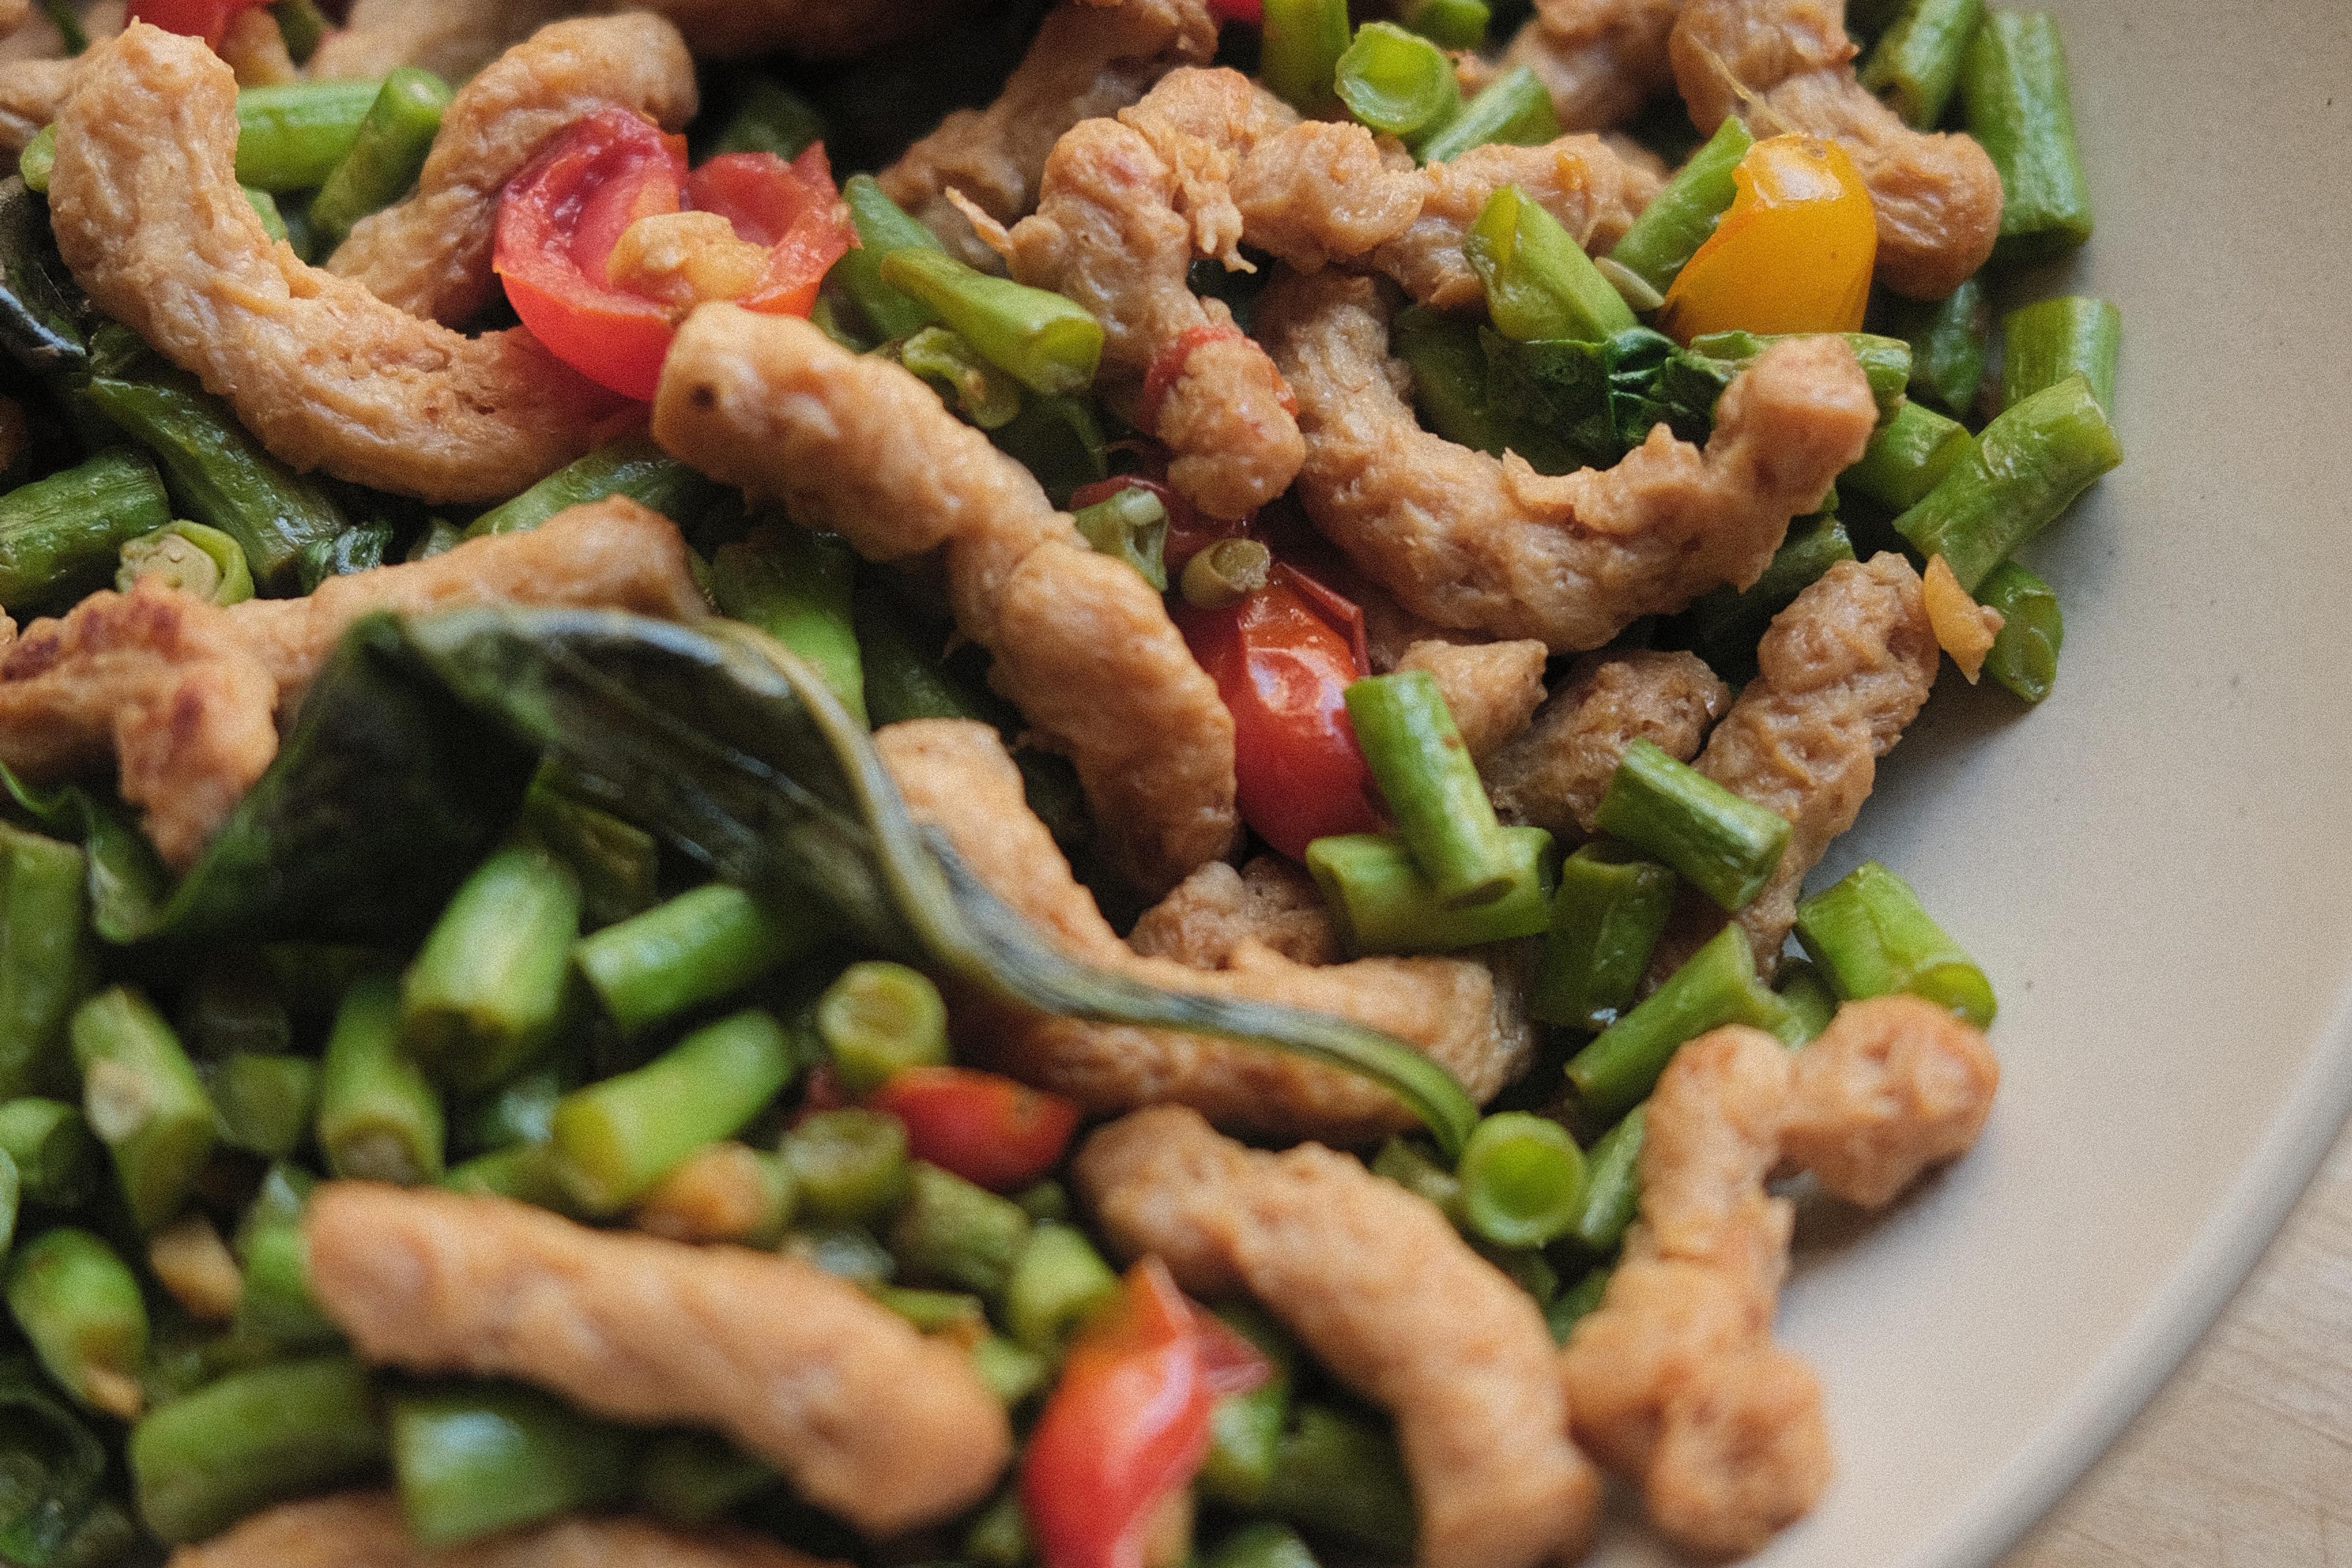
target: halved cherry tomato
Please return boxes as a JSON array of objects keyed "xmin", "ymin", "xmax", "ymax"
[
  {"xmin": 868, "ymin": 1065, "xmax": 1080, "ymax": 1193},
  {"xmin": 1658, "ymin": 133, "xmax": 1877, "ymax": 342},
  {"xmin": 1022, "ymin": 1259, "xmax": 1268, "ymax": 1568},
  {"xmin": 1206, "ymin": 0, "xmax": 1261, "ymax": 22},
  {"xmin": 1178, "ymin": 565, "xmax": 1382, "ymax": 860},
  {"xmin": 494, "ymin": 111, "xmax": 853, "ymax": 401},
  {"xmin": 128, "ymin": 0, "xmax": 270, "ymax": 48}
]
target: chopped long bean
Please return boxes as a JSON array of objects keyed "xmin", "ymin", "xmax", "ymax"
[
  {"xmin": 117, "ymin": 519, "xmax": 255, "ymax": 606},
  {"xmin": 1594, "ymin": 739, "xmax": 1791, "ymax": 912},
  {"xmin": 1571, "ymin": 1103, "xmax": 1644, "ymax": 1253},
  {"xmin": 781, "ymin": 1110, "xmax": 910, "ymax": 1226},
  {"xmin": 1605, "ymin": 117, "xmax": 1755, "ymax": 295},
  {"xmin": 1961, "ymin": 12, "xmax": 2094, "ymax": 262},
  {"xmin": 0, "ymin": 449, "xmax": 172, "ymax": 610},
  {"xmin": 551, "ymin": 1008, "xmax": 796, "ymax": 1216},
  {"xmin": 1977, "ymin": 559, "xmax": 2064, "ymax": 703},
  {"xmin": 2000, "ymin": 295, "xmax": 2120, "ymax": 413},
  {"xmin": 1334, "ymin": 23, "xmax": 1460, "ymax": 145},
  {"xmin": 1345, "ymin": 669, "xmax": 1517, "ymax": 908},
  {"xmin": 1565, "ymin": 923, "xmax": 1799, "ymax": 1117},
  {"xmin": 1395, "ymin": 0, "xmax": 1488, "ymax": 51},
  {"xmin": 317, "ymin": 973, "xmax": 445, "ymax": 1186},
  {"xmin": 817, "ymin": 962, "xmax": 949, "ymax": 1093},
  {"xmin": 1793, "ymin": 861, "xmax": 1996, "ymax": 1026},
  {"xmin": 391, "ymin": 1382, "xmax": 635, "ymax": 1548},
  {"xmin": 1415, "ymin": 66, "xmax": 1556, "ymax": 164},
  {"xmin": 1455, "ymin": 1112, "xmax": 1586, "ymax": 1249},
  {"xmin": 6, "ymin": 1228, "xmax": 148, "ymax": 1419},
  {"xmin": 831, "ymin": 174, "xmax": 945, "ymax": 343},
  {"xmin": 294, "ymin": 520, "xmax": 393, "ymax": 590},
  {"xmin": 1466, "ymin": 185, "xmax": 1638, "ymax": 342},
  {"xmin": 1200, "ymin": 1303, "xmax": 1295, "ymax": 1508},
  {"xmin": 233, "ymin": 79, "xmax": 383, "ymax": 192},
  {"xmin": 1860, "ymin": 0, "xmax": 1987, "ymax": 128},
  {"xmin": 1844, "ymin": 398, "xmax": 1973, "ymax": 512},
  {"xmin": 0, "ymin": 823, "xmax": 96, "ymax": 1100},
  {"xmin": 129, "ymin": 1356, "xmax": 386, "ymax": 1545},
  {"xmin": 897, "ymin": 325, "xmax": 1022, "ymax": 429},
  {"xmin": 1547, "ymin": 1265, "xmax": 1611, "ymax": 1341},
  {"xmin": 466, "ymin": 432, "xmax": 733, "ymax": 539},
  {"xmin": 1259, "ymin": 0, "xmax": 1352, "ymax": 116},
  {"xmin": 307, "ymin": 69, "xmax": 453, "ymax": 247},
  {"xmin": 1531, "ymin": 846, "xmax": 1678, "ymax": 1030},
  {"xmin": 573, "ymin": 884, "xmax": 819, "ymax": 1039},
  {"xmin": 1257, "ymin": 1404, "xmax": 1417, "ymax": 1558},
  {"xmin": 887, "ymin": 1160, "xmax": 1032, "ymax": 1298},
  {"xmin": 877, "ymin": 249, "xmax": 1103, "ymax": 398},
  {"xmin": 1664, "ymin": 510, "xmax": 1855, "ymax": 685},
  {"xmin": 710, "ymin": 527, "xmax": 868, "ymax": 724},
  {"xmin": 1305, "ymin": 827, "xmax": 1555, "ymax": 956},
  {"xmin": 637, "ymin": 1431, "xmax": 778, "ymax": 1525},
  {"xmin": 401, "ymin": 844, "xmax": 582, "ymax": 1095},
  {"xmin": 1070, "ymin": 484, "xmax": 1170, "ymax": 592},
  {"xmin": 1776, "ymin": 956, "xmax": 1842, "ymax": 1043},
  {"xmin": 71, "ymin": 988, "xmax": 217, "ymax": 1232},
  {"xmin": 1893, "ymin": 372, "xmax": 2120, "ymax": 590},
  {"xmin": 1880, "ymin": 273, "xmax": 1988, "ymax": 415},
  {"xmin": 208, "ymin": 1052, "xmax": 319, "ymax": 1161},
  {"xmin": 0, "ymin": 1098, "xmax": 95, "ymax": 1206},
  {"xmin": 1003, "ymin": 1221, "xmax": 1120, "ymax": 1354}
]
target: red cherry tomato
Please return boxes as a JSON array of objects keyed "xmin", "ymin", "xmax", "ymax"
[
  {"xmin": 1178, "ymin": 567, "xmax": 1382, "ymax": 860},
  {"xmin": 128, "ymin": 0, "xmax": 269, "ymax": 48},
  {"xmin": 1022, "ymin": 1259, "xmax": 1268, "ymax": 1568},
  {"xmin": 867, "ymin": 1065, "xmax": 1081, "ymax": 1193},
  {"xmin": 494, "ymin": 111, "xmax": 853, "ymax": 401},
  {"xmin": 1069, "ymin": 474, "xmax": 1248, "ymax": 577},
  {"xmin": 1207, "ymin": 0, "xmax": 1262, "ymax": 21}
]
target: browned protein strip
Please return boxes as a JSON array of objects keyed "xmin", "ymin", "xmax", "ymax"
[
  {"xmin": 1500, "ymin": 0, "xmax": 1683, "ymax": 131},
  {"xmin": 1656, "ymin": 552, "xmax": 1938, "ymax": 979},
  {"xmin": 879, "ymin": 0, "xmax": 1218, "ymax": 266},
  {"xmin": 1393, "ymin": 638, "xmax": 1549, "ymax": 762},
  {"xmin": 1127, "ymin": 854, "xmax": 1346, "ymax": 968},
  {"xmin": 654, "ymin": 303, "xmax": 1237, "ymax": 895},
  {"xmin": 1006, "ymin": 67, "xmax": 1421, "ymax": 519},
  {"xmin": 1257, "ymin": 268, "xmax": 1875, "ymax": 652},
  {"xmin": 879, "ymin": 720, "xmax": 1535, "ymax": 1142},
  {"xmin": 326, "ymin": 15, "xmax": 698, "ymax": 328},
  {"xmin": 306, "ymin": 1184, "xmax": 1012, "ymax": 1537},
  {"xmin": 1669, "ymin": 0, "xmax": 2001, "ymax": 298},
  {"xmin": 169, "ymin": 1492, "xmax": 842, "ymax": 1568},
  {"xmin": 0, "ymin": 499, "xmax": 702, "ymax": 870},
  {"xmin": 49, "ymin": 24, "xmax": 636, "ymax": 504},
  {"xmin": 307, "ymin": 0, "xmax": 584, "ymax": 82},
  {"xmin": 1559, "ymin": 998, "xmax": 1996, "ymax": 1555},
  {"xmin": 0, "ymin": 53, "xmax": 72, "ymax": 148},
  {"xmin": 1368, "ymin": 134, "xmax": 1662, "ymax": 311},
  {"xmin": 1077, "ymin": 1106, "xmax": 1600, "ymax": 1568},
  {"xmin": 1484, "ymin": 649, "xmax": 1731, "ymax": 839}
]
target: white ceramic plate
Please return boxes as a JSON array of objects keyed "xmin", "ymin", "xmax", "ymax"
[{"xmin": 1591, "ymin": 3, "xmax": 2352, "ymax": 1562}]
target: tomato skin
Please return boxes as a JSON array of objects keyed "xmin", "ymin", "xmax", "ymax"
[
  {"xmin": 494, "ymin": 108, "xmax": 686, "ymax": 402},
  {"xmin": 129, "ymin": 0, "xmax": 268, "ymax": 48},
  {"xmin": 1022, "ymin": 1261, "xmax": 1268, "ymax": 1568},
  {"xmin": 868, "ymin": 1066, "xmax": 1080, "ymax": 1193},
  {"xmin": 1178, "ymin": 571, "xmax": 1382, "ymax": 861},
  {"xmin": 1658, "ymin": 134, "xmax": 1878, "ymax": 342},
  {"xmin": 1207, "ymin": 0, "xmax": 1262, "ymax": 20},
  {"xmin": 682, "ymin": 146, "xmax": 854, "ymax": 318}
]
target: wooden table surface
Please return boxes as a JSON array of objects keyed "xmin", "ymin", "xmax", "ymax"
[{"xmin": 2000, "ymin": 1120, "xmax": 2352, "ymax": 1567}]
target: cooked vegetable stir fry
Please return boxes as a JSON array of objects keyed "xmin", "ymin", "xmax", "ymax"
[{"xmin": 0, "ymin": 0, "xmax": 2118, "ymax": 1562}]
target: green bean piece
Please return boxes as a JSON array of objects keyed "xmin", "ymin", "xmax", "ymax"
[
  {"xmin": 453, "ymin": 1062, "xmax": 567, "ymax": 1156},
  {"xmin": 0, "ymin": 1152, "xmax": 14, "ymax": 1261},
  {"xmin": 230, "ymin": 1169, "xmax": 338, "ymax": 1350},
  {"xmin": 636, "ymin": 1431, "xmax": 777, "ymax": 1526},
  {"xmin": 712, "ymin": 78, "xmax": 825, "ymax": 159},
  {"xmin": 1454, "ymin": 1112, "xmax": 1586, "ymax": 1250},
  {"xmin": 78, "ymin": 372, "xmax": 347, "ymax": 589},
  {"xmin": 1794, "ymin": 861, "xmax": 1996, "ymax": 1026},
  {"xmin": 1570, "ymin": 1102, "xmax": 1643, "ymax": 1254},
  {"xmin": 1775, "ymin": 956, "xmax": 1841, "ymax": 1044},
  {"xmin": 130, "ymin": 1356, "xmax": 387, "ymax": 1545},
  {"xmin": 970, "ymin": 1330, "xmax": 1049, "ymax": 1407},
  {"xmin": 710, "ymin": 527, "xmax": 868, "ymax": 725},
  {"xmin": 405, "ymin": 518, "xmax": 462, "ymax": 562},
  {"xmin": 872, "ymin": 1284, "xmax": 987, "ymax": 1338},
  {"xmin": 856, "ymin": 585, "xmax": 997, "ymax": 726},
  {"xmin": 1547, "ymin": 1265, "xmax": 1611, "ymax": 1342},
  {"xmin": 1258, "ymin": 1404, "xmax": 1417, "ymax": 1558},
  {"xmin": 6, "ymin": 1229, "xmax": 147, "ymax": 1419},
  {"xmin": 1480, "ymin": 1241, "xmax": 1559, "ymax": 1304},
  {"xmin": 0, "ymin": 1098, "xmax": 96, "ymax": 1207},
  {"xmin": 897, "ymin": 325, "xmax": 1023, "ymax": 431},
  {"xmin": 1843, "ymin": 398, "xmax": 1973, "ymax": 512},
  {"xmin": 886, "ymin": 1161, "xmax": 1032, "ymax": 1299},
  {"xmin": 1466, "ymin": 184, "xmax": 1638, "ymax": 342},
  {"xmin": 1960, "ymin": 11, "xmax": 2093, "ymax": 263},
  {"xmin": 0, "ymin": 449, "xmax": 172, "ymax": 610},
  {"xmin": 270, "ymin": 0, "xmax": 329, "ymax": 64},
  {"xmin": 17, "ymin": 126, "xmax": 53, "ymax": 194},
  {"xmin": 1663, "ymin": 511, "xmax": 1854, "ymax": 685},
  {"xmin": 1344, "ymin": 669, "xmax": 1517, "ymax": 908},
  {"xmin": 1003, "ymin": 1221, "xmax": 1120, "ymax": 1354},
  {"xmin": 989, "ymin": 397, "xmax": 1114, "ymax": 511},
  {"xmin": 1305, "ymin": 827, "xmax": 1555, "ymax": 956},
  {"xmin": 552, "ymin": 1009, "xmax": 796, "ymax": 1216},
  {"xmin": 2000, "ymin": 295, "xmax": 2120, "ymax": 414},
  {"xmin": 70, "ymin": 988, "xmax": 217, "ymax": 1233},
  {"xmin": 306, "ymin": 68, "xmax": 453, "ymax": 247},
  {"xmin": 963, "ymin": 1487, "xmax": 1032, "ymax": 1568},
  {"xmin": 401, "ymin": 844, "xmax": 582, "ymax": 1095},
  {"xmin": 1014, "ymin": 1178, "xmax": 1071, "ymax": 1223},
  {"xmin": 466, "ymin": 434, "xmax": 734, "ymax": 540},
  {"xmin": 1879, "ymin": 273, "xmax": 1988, "ymax": 415},
  {"xmin": 244, "ymin": 186, "xmax": 292, "ymax": 248},
  {"xmin": 1260, "ymin": 0, "xmax": 1352, "ymax": 116},
  {"xmin": 1686, "ymin": 329, "xmax": 1915, "ymax": 416},
  {"xmin": 573, "ymin": 884, "xmax": 818, "ymax": 1040},
  {"xmin": 1199, "ymin": 1303, "xmax": 1295, "ymax": 1507},
  {"xmin": 878, "ymin": 249, "xmax": 1104, "ymax": 398},
  {"xmin": 1370, "ymin": 1136, "xmax": 1464, "ymax": 1223},
  {"xmin": 391, "ymin": 1382, "xmax": 635, "ymax": 1549},
  {"xmin": 1178, "ymin": 536, "xmax": 1272, "ymax": 609},
  {"xmin": 830, "ymin": 174, "xmax": 946, "ymax": 342},
  {"xmin": 522, "ymin": 775, "xmax": 658, "ymax": 930},
  {"xmin": 1859, "ymin": 0, "xmax": 1986, "ymax": 127},
  {"xmin": 208, "ymin": 1052, "xmax": 319, "ymax": 1160},
  {"xmin": 1594, "ymin": 739, "xmax": 1792, "ymax": 912},
  {"xmin": 1893, "ymin": 372, "xmax": 2120, "ymax": 591},
  {"xmin": 233, "ymin": 79, "xmax": 382, "ymax": 191},
  {"xmin": 295, "ymin": 520, "xmax": 393, "ymax": 590},
  {"xmin": 1414, "ymin": 69, "xmax": 1556, "ymax": 166},
  {"xmin": 317, "ymin": 973, "xmax": 445, "ymax": 1185},
  {"xmin": 1531, "ymin": 846, "xmax": 1678, "ymax": 1031},
  {"xmin": 0, "ymin": 823, "xmax": 96, "ymax": 1100},
  {"xmin": 1566, "ymin": 923, "xmax": 1799, "ymax": 1117},
  {"xmin": 1976, "ymin": 559, "xmax": 2064, "ymax": 704},
  {"xmin": 117, "ymin": 519, "xmax": 255, "ymax": 606},
  {"xmin": 782, "ymin": 1109, "xmax": 911, "ymax": 1226},
  {"xmin": 1606, "ymin": 116, "xmax": 1755, "ymax": 295},
  {"xmin": 816, "ymin": 962, "xmax": 949, "ymax": 1095},
  {"xmin": 441, "ymin": 1145, "xmax": 571, "ymax": 1212},
  {"xmin": 1334, "ymin": 23, "xmax": 1461, "ymax": 145},
  {"xmin": 1205, "ymin": 1521, "xmax": 1322, "ymax": 1568},
  {"xmin": 1391, "ymin": 305, "xmax": 1515, "ymax": 455},
  {"xmin": 1069, "ymin": 484, "xmax": 1170, "ymax": 592}
]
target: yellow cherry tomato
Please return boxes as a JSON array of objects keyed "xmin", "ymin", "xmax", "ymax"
[{"xmin": 1658, "ymin": 133, "xmax": 1877, "ymax": 342}]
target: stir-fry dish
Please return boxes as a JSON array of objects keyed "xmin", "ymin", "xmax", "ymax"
[{"xmin": 0, "ymin": 0, "xmax": 2124, "ymax": 1563}]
